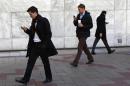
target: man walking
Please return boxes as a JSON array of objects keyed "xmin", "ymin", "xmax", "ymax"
[
  {"xmin": 15, "ymin": 6, "xmax": 58, "ymax": 85},
  {"xmin": 91, "ymin": 11, "xmax": 115, "ymax": 55},
  {"xmin": 71, "ymin": 4, "xmax": 94, "ymax": 67}
]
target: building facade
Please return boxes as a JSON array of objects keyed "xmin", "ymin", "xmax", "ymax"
[{"xmin": 0, "ymin": 0, "xmax": 130, "ymax": 50}]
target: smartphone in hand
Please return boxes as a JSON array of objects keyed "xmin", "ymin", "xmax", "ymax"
[
  {"xmin": 21, "ymin": 26, "xmax": 28, "ymax": 31},
  {"xmin": 73, "ymin": 15, "xmax": 77, "ymax": 20}
]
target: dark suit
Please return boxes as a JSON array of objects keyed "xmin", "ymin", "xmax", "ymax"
[
  {"xmin": 23, "ymin": 14, "xmax": 58, "ymax": 82},
  {"xmin": 72, "ymin": 11, "xmax": 94, "ymax": 64},
  {"xmin": 92, "ymin": 14, "xmax": 111, "ymax": 53}
]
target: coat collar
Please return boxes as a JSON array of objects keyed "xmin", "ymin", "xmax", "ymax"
[
  {"xmin": 78, "ymin": 11, "xmax": 89, "ymax": 19},
  {"xmin": 32, "ymin": 14, "xmax": 42, "ymax": 22}
]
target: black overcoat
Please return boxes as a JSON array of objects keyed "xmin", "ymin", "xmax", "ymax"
[
  {"xmin": 25, "ymin": 15, "xmax": 58, "ymax": 57},
  {"xmin": 95, "ymin": 14, "xmax": 107, "ymax": 38}
]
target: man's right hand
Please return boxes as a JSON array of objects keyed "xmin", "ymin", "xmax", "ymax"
[{"xmin": 21, "ymin": 26, "xmax": 28, "ymax": 31}]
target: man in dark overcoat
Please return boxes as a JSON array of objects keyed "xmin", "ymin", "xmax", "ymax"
[
  {"xmin": 91, "ymin": 11, "xmax": 115, "ymax": 55},
  {"xmin": 16, "ymin": 6, "xmax": 58, "ymax": 85}
]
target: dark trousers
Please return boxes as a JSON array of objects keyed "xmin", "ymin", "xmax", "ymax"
[
  {"xmin": 23, "ymin": 43, "xmax": 52, "ymax": 82},
  {"xmin": 73, "ymin": 37, "xmax": 94, "ymax": 64},
  {"xmin": 92, "ymin": 37, "xmax": 111, "ymax": 53}
]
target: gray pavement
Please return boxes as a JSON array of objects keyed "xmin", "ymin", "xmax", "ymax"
[{"xmin": 0, "ymin": 48, "xmax": 130, "ymax": 86}]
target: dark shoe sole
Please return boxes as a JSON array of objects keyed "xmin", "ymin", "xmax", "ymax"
[
  {"xmin": 15, "ymin": 78, "xmax": 28, "ymax": 85},
  {"xmin": 86, "ymin": 60, "xmax": 94, "ymax": 64},
  {"xmin": 91, "ymin": 52, "xmax": 96, "ymax": 55},
  {"xmin": 70, "ymin": 63, "xmax": 78, "ymax": 67},
  {"xmin": 43, "ymin": 79, "xmax": 52, "ymax": 83},
  {"xmin": 108, "ymin": 50, "xmax": 115, "ymax": 54}
]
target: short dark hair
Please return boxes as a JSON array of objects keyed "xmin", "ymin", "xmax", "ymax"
[
  {"xmin": 27, "ymin": 6, "xmax": 38, "ymax": 13},
  {"xmin": 78, "ymin": 4, "xmax": 85, "ymax": 9},
  {"xmin": 102, "ymin": 11, "xmax": 107, "ymax": 14}
]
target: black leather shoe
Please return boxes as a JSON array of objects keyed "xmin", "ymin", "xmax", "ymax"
[
  {"xmin": 108, "ymin": 49, "xmax": 115, "ymax": 54},
  {"xmin": 70, "ymin": 63, "xmax": 78, "ymax": 67},
  {"xmin": 43, "ymin": 79, "xmax": 52, "ymax": 83},
  {"xmin": 86, "ymin": 60, "xmax": 94, "ymax": 64},
  {"xmin": 91, "ymin": 52, "xmax": 96, "ymax": 55},
  {"xmin": 15, "ymin": 77, "xmax": 28, "ymax": 85}
]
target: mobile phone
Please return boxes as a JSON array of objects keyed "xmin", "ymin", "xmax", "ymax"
[{"xmin": 21, "ymin": 26, "xmax": 24, "ymax": 29}]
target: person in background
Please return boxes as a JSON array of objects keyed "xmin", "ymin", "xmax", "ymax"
[
  {"xmin": 70, "ymin": 4, "xmax": 94, "ymax": 67},
  {"xmin": 91, "ymin": 11, "xmax": 115, "ymax": 55}
]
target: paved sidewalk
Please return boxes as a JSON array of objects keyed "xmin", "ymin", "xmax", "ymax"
[{"xmin": 0, "ymin": 48, "xmax": 130, "ymax": 86}]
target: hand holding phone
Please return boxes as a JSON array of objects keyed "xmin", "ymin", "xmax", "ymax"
[
  {"xmin": 106, "ymin": 22, "xmax": 109, "ymax": 24},
  {"xmin": 73, "ymin": 15, "xmax": 77, "ymax": 20},
  {"xmin": 21, "ymin": 26, "xmax": 28, "ymax": 31}
]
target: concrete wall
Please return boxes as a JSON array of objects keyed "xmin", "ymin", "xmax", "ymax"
[{"xmin": 0, "ymin": 0, "xmax": 130, "ymax": 50}]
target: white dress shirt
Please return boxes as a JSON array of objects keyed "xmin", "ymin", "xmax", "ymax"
[
  {"xmin": 80, "ymin": 11, "xmax": 85, "ymax": 19},
  {"xmin": 33, "ymin": 22, "xmax": 41, "ymax": 42}
]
